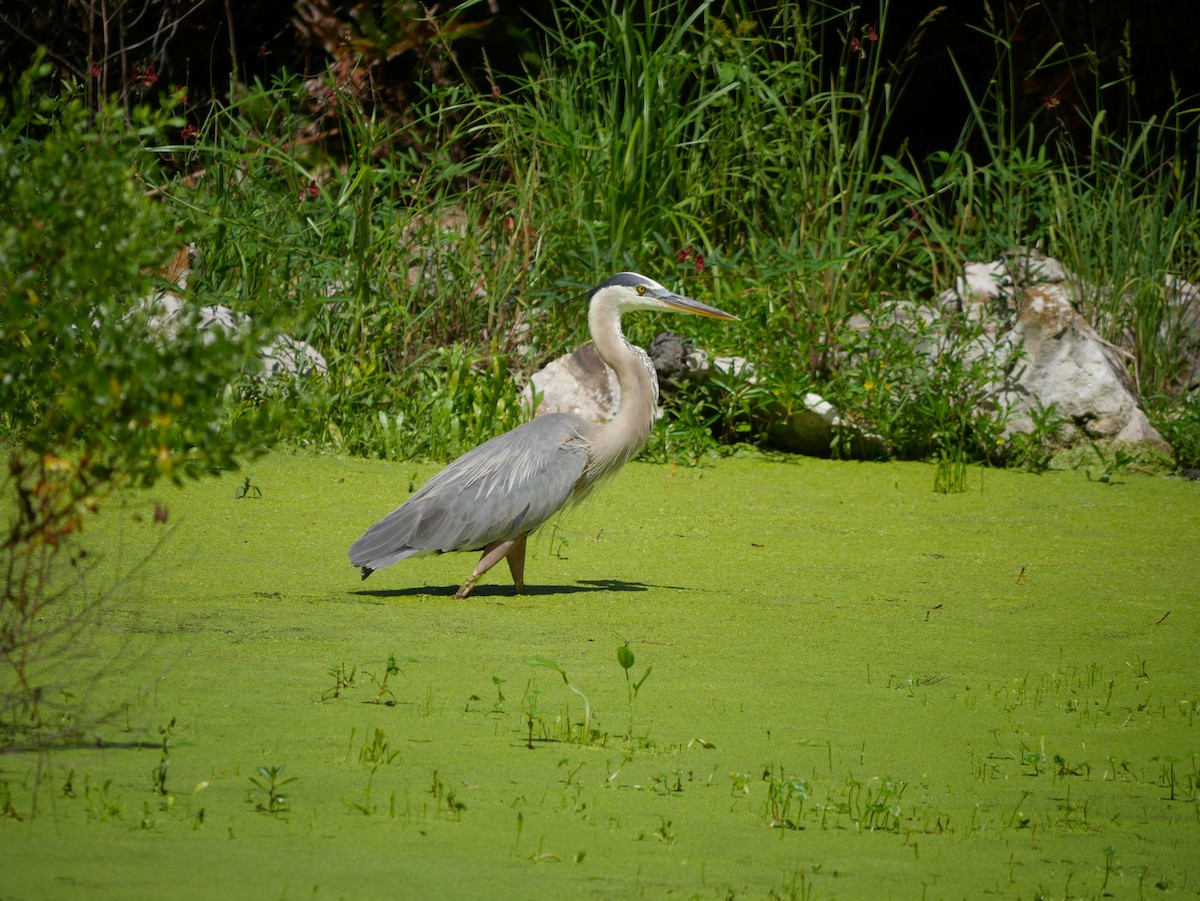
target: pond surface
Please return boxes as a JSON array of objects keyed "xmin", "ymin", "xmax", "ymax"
[{"xmin": 2, "ymin": 452, "xmax": 1198, "ymax": 899}]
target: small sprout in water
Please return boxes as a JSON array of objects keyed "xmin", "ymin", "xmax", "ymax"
[
  {"xmin": 151, "ymin": 718, "xmax": 175, "ymax": 796},
  {"xmin": 322, "ymin": 662, "xmax": 357, "ymax": 701},
  {"xmin": 557, "ymin": 757, "xmax": 586, "ymax": 786},
  {"xmin": 527, "ymin": 836, "xmax": 560, "ymax": 863},
  {"xmin": 521, "ymin": 684, "xmax": 542, "ymax": 749},
  {"xmin": 524, "ymin": 655, "xmax": 593, "ymax": 745},
  {"xmin": 617, "ymin": 642, "xmax": 652, "ymax": 741},
  {"xmin": 235, "ymin": 476, "xmax": 262, "ymax": 499},
  {"xmin": 364, "ymin": 652, "xmax": 416, "ymax": 706},
  {"xmin": 1101, "ymin": 845, "xmax": 1119, "ymax": 891},
  {"xmin": 249, "ymin": 764, "xmax": 296, "ymax": 815},
  {"xmin": 653, "ymin": 816, "xmax": 676, "ymax": 844},
  {"xmin": 490, "ymin": 675, "xmax": 506, "ymax": 714}
]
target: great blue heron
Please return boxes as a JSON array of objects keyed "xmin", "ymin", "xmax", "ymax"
[{"xmin": 348, "ymin": 272, "xmax": 738, "ymax": 598}]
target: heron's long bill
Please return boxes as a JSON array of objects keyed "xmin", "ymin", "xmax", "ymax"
[{"xmin": 659, "ymin": 293, "xmax": 740, "ymax": 321}]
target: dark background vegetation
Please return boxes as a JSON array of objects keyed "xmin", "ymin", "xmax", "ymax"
[{"xmin": 4, "ymin": 1, "xmax": 1198, "ymax": 164}]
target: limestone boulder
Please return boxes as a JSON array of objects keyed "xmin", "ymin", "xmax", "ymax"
[
  {"xmin": 524, "ymin": 341, "xmax": 619, "ymax": 421},
  {"xmin": 995, "ymin": 284, "xmax": 1167, "ymax": 447}
]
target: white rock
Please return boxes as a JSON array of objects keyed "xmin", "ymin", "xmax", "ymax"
[
  {"xmin": 524, "ymin": 342, "xmax": 620, "ymax": 422},
  {"xmin": 996, "ymin": 284, "xmax": 1167, "ymax": 447},
  {"xmin": 130, "ymin": 292, "xmax": 247, "ymax": 345},
  {"xmin": 712, "ymin": 356, "xmax": 756, "ymax": 381},
  {"xmin": 259, "ymin": 335, "xmax": 329, "ymax": 380},
  {"xmin": 955, "ymin": 259, "xmax": 1011, "ymax": 301}
]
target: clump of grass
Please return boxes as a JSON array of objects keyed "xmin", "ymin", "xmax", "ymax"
[
  {"xmin": 359, "ymin": 728, "xmax": 402, "ymax": 767},
  {"xmin": 429, "ymin": 769, "xmax": 465, "ymax": 821},
  {"xmin": 1047, "ymin": 108, "xmax": 1200, "ymax": 398}
]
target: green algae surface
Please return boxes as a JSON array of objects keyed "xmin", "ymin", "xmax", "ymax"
[{"xmin": 2, "ymin": 452, "xmax": 1198, "ymax": 899}]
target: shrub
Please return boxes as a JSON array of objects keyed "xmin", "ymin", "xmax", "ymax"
[{"xmin": 0, "ymin": 59, "xmax": 274, "ymax": 745}]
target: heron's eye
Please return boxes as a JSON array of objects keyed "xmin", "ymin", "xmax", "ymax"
[{"xmin": 636, "ymin": 285, "xmax": 646, "ymax": 295}]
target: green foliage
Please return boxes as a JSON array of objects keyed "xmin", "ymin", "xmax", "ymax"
[
  {"xmin": 1005, "ymin": 401, "xmax": 1069, "ymax": 473},
  {"xmin": 1146, "ymin": 392, "xmax": 1200, "ymax": 471},
  {"xmin": 328, "ymin": 344, "xmax": 527, "ymax": 462},
  {"xmin": 0, "ymin": 60, "xmax": 271, "ymax": 487},
  {"xmin": 0, "ymin": 60, "xmax": 274, "ymax": 744},
  {"xmin": 644, "ymin": 358, "xmax": 775, "ymax": 466},
  {"xmin": 1083, "ymin": 442, "xmax": 1136, "ymax": 485},
  {"xmin": 157, "ymin": 74, "xmax": 534, "ymax": 462},
  {"xmin": 813, "ymin": 306, "xmax": 1009, "ymax": 465}
]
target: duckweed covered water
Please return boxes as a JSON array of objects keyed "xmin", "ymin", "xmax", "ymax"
[{"xmin": 2, "ymin": 452, "xmax": 1198, "ymax": 899}]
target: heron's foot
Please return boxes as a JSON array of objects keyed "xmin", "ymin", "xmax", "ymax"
[{"xmin": 458, "ymin": 534, "xmax": 529, "ymax": 599}]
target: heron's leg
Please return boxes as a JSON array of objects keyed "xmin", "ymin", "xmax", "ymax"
[
  {"xmin": 504, "ymin": 534, "xmax": 528, "ymax": 595},
  {"xmin": 455, "ymin": 538, "xmax": 519, "ymax": 599}
]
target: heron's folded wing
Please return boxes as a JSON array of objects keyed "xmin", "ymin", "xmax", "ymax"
[{"xmin": 348, "ymin": 414, "xmax": 590, "ymax": 570}]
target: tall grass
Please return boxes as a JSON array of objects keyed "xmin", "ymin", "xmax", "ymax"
[
  {"xmin": 155, "ymin": 74, "xmax": 536, "ymax": 461},
  {"xmin": 1048, "ymin": 109, "xmax": 1200, "ymax": 396},
  {"xmin": 488, "ymin": 2, "xmax": 921, "ymax": 309},
  {"xmin": 924, "ymin": 4, "xmax": 1200, "ymax": 399}
]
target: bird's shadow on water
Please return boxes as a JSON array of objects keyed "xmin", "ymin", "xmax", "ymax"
[{"xmin": 351, "ymin": 578, "xmax": 687, "ymax": 600}]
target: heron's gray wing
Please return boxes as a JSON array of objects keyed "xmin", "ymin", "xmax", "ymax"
[{"xmin": 348, "ymin": 413, "xmax": 591, "ymax": 573}]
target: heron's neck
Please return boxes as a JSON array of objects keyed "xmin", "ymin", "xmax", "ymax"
[{"xmin": 587, "ymin": 296, "xmax": 659, "ymax": 479}]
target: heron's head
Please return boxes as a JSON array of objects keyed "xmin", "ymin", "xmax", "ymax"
[{"xmin": 589, "ymin": 272, "xmax": 739, "ymax": 321}]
